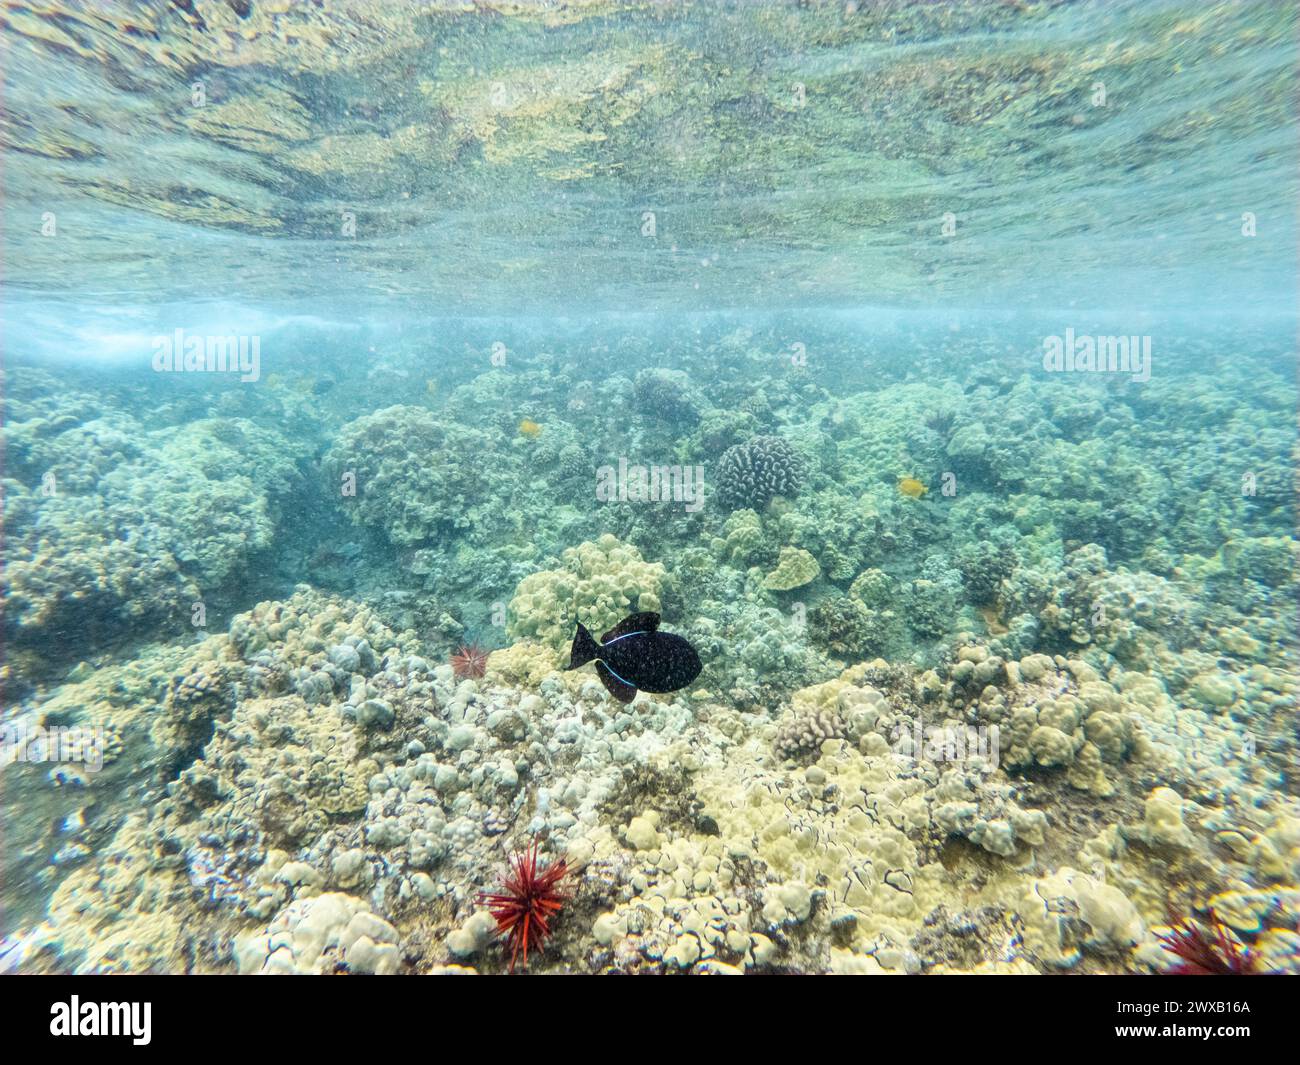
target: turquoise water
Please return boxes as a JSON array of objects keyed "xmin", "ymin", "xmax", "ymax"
[{"xmin": 1, "ymin": 1, "xmax": 1296, "ymax": 975}]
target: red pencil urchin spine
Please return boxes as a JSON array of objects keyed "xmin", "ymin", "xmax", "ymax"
[
  {"xmin": 1157, "ymin": 909, "xmax": 1258, "ymax": 975},
  {"xmin": 450, "ymin": 642, "xmax": 490, "ymax": 680},
  {"xmin": 477, "ymin": 838, "xmax": 570, "ymax": 973}
]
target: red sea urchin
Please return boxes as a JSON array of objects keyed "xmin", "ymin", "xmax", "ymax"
[
  {"xmin": 450, "ymin": 642, "xmax": 490, "ymax": 680},
  {"xmin": 1158, "ymin": 909, "xmax": 1259, "ymax": 975},
  {"xmin": 477, "ymin": 838, "xmax": 571, "ymax": 973}
]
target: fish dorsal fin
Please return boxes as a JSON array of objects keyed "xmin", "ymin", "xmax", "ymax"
[
  {"xmin": 595, "ymin": 662, "xmax": 637, "ymax": 703},
  {"xmin": 601, "ymin": 612, "xmax": 661, "ymax": 644}
]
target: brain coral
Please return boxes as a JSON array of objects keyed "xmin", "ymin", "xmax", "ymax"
[
  {"xmin": 507, "ymin": 535, "xmax": 668, "ymax": 651},
  {"xmin": 715, "ymin": 434, "xmax": 803, "ymax": 511}
]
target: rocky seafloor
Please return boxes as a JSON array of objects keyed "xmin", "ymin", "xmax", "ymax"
[{"xmin": 2, "ymin": 325, "xmax": 1297, "ymax": 975}]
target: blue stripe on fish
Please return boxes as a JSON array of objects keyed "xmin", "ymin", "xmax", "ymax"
[{"xmin": 599, "ymin": 661, "xmax": 636, "ymax": 687}]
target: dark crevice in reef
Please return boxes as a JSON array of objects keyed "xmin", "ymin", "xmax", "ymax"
[{"xmin": 599, "ymin": 763, "xmax": 711, "ymax": 839}]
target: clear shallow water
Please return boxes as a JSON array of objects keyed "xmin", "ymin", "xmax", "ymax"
[
  {"xmin": 1, "ymin": 1, "xmax": 1297, "ymax": 975},
  {"xmin": 3, "ymin": 0, "xmax": 1296, "ymax": 313}
]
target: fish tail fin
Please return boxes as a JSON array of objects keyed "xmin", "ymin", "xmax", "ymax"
[{"xmin": 565, "ymin": 621, "xmax": 600, "ymax": 670}]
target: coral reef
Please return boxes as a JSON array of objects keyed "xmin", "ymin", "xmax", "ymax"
[
  {"xmin": 2, "ymin": 319, "xmax": 1296, "ymax": 979},
  {"xmin": 2, "ymin": 392, "xmax": 305, "ymax": 663},
  {"xmin": 6, "ymin": 547, "xmax": 1296, "ymax": 976},
  {"xmin": 1, "ymin": 0, "xmax": 1296, "ymax": 990}
]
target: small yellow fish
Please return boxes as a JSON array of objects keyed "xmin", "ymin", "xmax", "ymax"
[
  {"xmin": 518, "ymin": 418, "xmax": 543, "ymax": 438},
  {"xmin": 898, "ymin": 476, "xmax": 928, "ymax": 499},
  {"xmin": 426, "ymin": 378, "xmax": 438, "ymax": 397}
]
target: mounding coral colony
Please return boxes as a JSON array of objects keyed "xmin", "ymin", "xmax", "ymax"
[{"xmin": 0, "ymin": 1, "xmax": 1297, "ymax": 986}]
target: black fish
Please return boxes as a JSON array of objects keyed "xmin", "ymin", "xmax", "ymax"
[{"xmin": 564, "ymin": 612, "xmax": 701, "ymax": 704}]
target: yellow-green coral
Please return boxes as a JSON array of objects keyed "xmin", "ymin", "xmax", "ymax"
[
  {"xmin": 961, "ymin": 650, "xmax": 1138, "ymax": 796},
  {"xmin": 762, "ymin": 547, "xmax": 820, "ymax": 591},
  {"xmin": 1017, "ymin": 867, "xmax": 1145, "ymax": 969},
  {"xmin": 507, "ymin": 535, "xmax": 667, "ymax": 651},
  {"xmin": 711, "ymin": 509, "xmax": 765, "ymax": 565}
]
